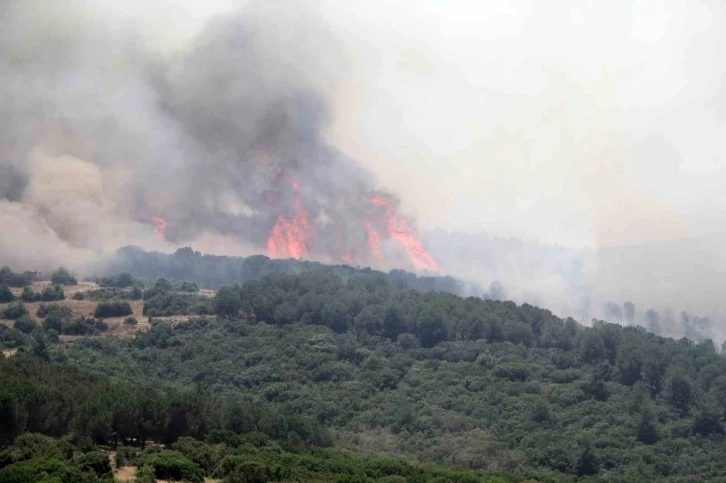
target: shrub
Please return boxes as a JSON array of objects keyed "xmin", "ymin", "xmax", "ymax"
[
  {"xmin": 124, "ymin": 316, "xmax": 138, "ymax": 326},
  {"xmin": 94, "ymin": 300, "xmax": 133, "ymax": 318},
  {"xmin": 62, "ymin": 317, "xmax": 108, "ymax": 335},
  {"xmin": 50, "ymin": 267, "xmax": 77, "ymax": 286},
  {"xmin": 41, "ymin": 285, "xmax": 65, "ymax": 301},
  {"xmin": 20, "ymin": 287, "xmax": 40, "ymax": 302},
  {"xmin": 42, "ymin": 307, "xmax": 74, "ymax": 333},
  {"xmin": 13, "ymin": 315, "xmax": 37, "ymax": 334},
  {"xmin": 141, "ymin": 450, "xmax": 204, "ymax": 483},
  {"xmin": 98, "ymin": 272, "xmax": 135, "ymax": 288},
  {"xmin": 0, "ymin": 457, "xmax": 97, "ymax": 483},
  {"xmin": 3, "ymin": 302, "xmax": 28, "ymax": 320},
  {"xmin": 37, "ymin": 303, "xmax": 72, "ymax": 318},
  {"xmin": 0, "ymin": 267, "xmax": 32, "ymax": 287},
  {"xmin": 75, "ymin": 451, "xmax": 112, "ymax": 477},
  {"xmin": 0, "ymin": 284, "xmax": 15, "ymax": 303},
  {"xmin": 73, "ymin": 292, "xmax": 85, "ymax": 300}
]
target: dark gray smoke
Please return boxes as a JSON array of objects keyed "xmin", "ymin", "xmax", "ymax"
[{"xmin": 0, "ymin": 0, "xmax": 431, "ymax": 271}]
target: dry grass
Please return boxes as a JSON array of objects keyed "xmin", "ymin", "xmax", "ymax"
[
  {"xmin": 1, "ymin": 281, "xmax": 148, "ymax": 337},
  {"xmin": 1, "ymin": 281, "xmax": 216, "ymax": 344}
]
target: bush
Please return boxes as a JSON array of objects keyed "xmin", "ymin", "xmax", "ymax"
[
  {"xmin": 3, "ymin": 302, "xmax": 28, "ymax": 320},
  {"xmin": 0, "ymin": 457, "xmax": 97, "ymax": 483},
  {"xmin": 42, "ymin": 306, "xmax": 74, "ymax": 333},
  {"xmin": 13, "ymin": 315, "xmax": 38, "ymax": 334},
  {"xmin": 143, "ymin": 293, "xmax": 212, "ymax": 317},
  {"xmin": 0, "ymin": 267, "xmax": 32, "ymax": 287},
  {"xmin": 20, "ymin": 287, "xmax": 40, "ymax": 302},
  {"xmin": 94, "ymin": 300, "xmax": 133, "ymax": 318},
  {"xmin": 141, "ymin": 450, "xmax": 204, "ymax": 483},
  {"xmin": 50, "ymin": 267, "xmax": 78, "ymax": 286},
  {"xmin": 73, "ymin": 292, "xmax": 86, "ymax": 300},
  {"xmin": 98, "ymin": 272, "xmax": 135, "ymax": 288},
  {"xmin": 41, "ymin": 285, "xmax": 65, "ymax": 301},
  {"xmin": 75, "ymin": 451, "xmax": 111, "ymax": 477},
  {"xmin": 62, "ymin": 317, "xmax": 108, "ymax": 335},
  {"xmin": 0, "ymin": 284, "xmax": 15, "ymax": 303},
  {"xmin": 37, "ymin": 303, "xmax": 72, "ymax": 318},
  {"xmin": 124, "ymin": 316, "xmax": 138, "ymax": 326}
]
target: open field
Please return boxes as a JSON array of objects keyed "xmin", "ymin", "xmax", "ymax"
[{"xmin": 2, "ymin": 282, "xmax": 153, "ymax": 338}]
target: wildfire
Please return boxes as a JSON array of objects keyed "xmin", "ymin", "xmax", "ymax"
[
  {"xmin": 263, "ymin": 170, "xmax": 437, "ymax": 272},
  {"xmin": 152, "ymin": 215, "xmax": 167, "ymax": 240},
  {"xmin": 364, "ymin": 220, "xmax": 382, "ymax": 262},
  {"xmin": 366, "ymin": 194, "xmax": 438, "ymax": 272},
  {"xmin": 266, "ymin": 174, "xmax": 312, "ymax": 259}
]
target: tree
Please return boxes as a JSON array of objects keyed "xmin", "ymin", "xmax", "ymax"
[
  {"xmin": 636, "ymin": 404, "xmax": 659, "ymax": 444},
  {"xmin": 575, "ymin": 439, "xmax": 598, "ymax": 476},
  {"xmin": 214, "ymin": 286, "xmax": 242, "ymax": 318},
  {"xmin": 0, "ymin": 284, "xmax": 14, "ymax": 303},
  {"xmin": 50, "ymin": 267, "xmax": 77, "ymax": 285},
  {"xmin": 13, "ymin": 315, "xmax": 37, "ymax": 334},
  {"xmin": 2, "ymin": 302, "xmax": 28, "ymax": 320}
]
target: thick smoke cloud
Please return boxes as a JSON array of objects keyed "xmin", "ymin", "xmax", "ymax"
[{"xmin": 0, "ymin": 0, "xmax": 430, "ymax": 272}]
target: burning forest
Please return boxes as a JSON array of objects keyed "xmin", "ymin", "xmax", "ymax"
[{"xmin": 0, "ymin": 1, "xmax": 438, "ymax": 273}]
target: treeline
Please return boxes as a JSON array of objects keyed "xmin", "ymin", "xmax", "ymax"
[
  {"xmin": 105, "ymin": 245, "xmax": 474, "ymax": 294},
  {"xmin": 0, "ymin": 354, "xmax": 329, "ymax": 449},
  {"xmin": 0, "ymin": 355, "xmax": 513, "ymax": 483}
]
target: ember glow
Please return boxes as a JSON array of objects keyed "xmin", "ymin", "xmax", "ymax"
[
  {"xmin": 366, "ymin": 194, "xmax": 439, "ymax": 271},
  {"xmin": 152, "ymin": 216, "xmax": 168, "ymax": 240}
]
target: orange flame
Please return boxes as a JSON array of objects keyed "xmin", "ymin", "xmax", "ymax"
[
  {"xmin": 266, "ymin": 174, "xmax": 312, "ymax": 259},
  {"xmin": 367, "ymin": 194, "xmax": 438, "ymax": 271},
  {"xmin": 152, "ymin": 216, "xmax": 167, "ymax": 240},
  {"xmin": 364, "ymin": 220, "xmax": 382, "ymax": 262}
]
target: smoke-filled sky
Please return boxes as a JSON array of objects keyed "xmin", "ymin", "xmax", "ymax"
[
  {"xmin": 96, "ymin": 0, "xmax": 726, "ymax": 249},
  {"xmin": 1, "ymin": 0, "xmax": 724, "ymax": 337}
]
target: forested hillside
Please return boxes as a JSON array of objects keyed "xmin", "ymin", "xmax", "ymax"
[
  {"xmin": 104, "ymin": 246, "xmax": 474, "ymax": 295},
  {"xmin": 2, "ymin": 263, "xmax": 726, "ymax": 481}
]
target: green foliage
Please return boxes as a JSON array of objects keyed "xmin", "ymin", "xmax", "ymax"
[
  {"xmin": 0, "ymin": 457, "xmax": 97, "ymax": 483},
  {"xmin": 97, "ymin": 272, "xmax": 135, "ymax": 288},
  {"xmin": 0, "ymin": 267, "xmax": 32, "ymax": 288},
  {"xmin": 50, "ymin": 268, "xmax": 77, "ymax": 286},
  {"xmin": 142, "ymin": 292, "xmax": 212, "ymax": 317},
  {"xmin": 19, "ymin": 285, "xmax": 64, "ymax": 302},
  {"xmin": 75, "ymin": 451, "xmax": 111, "ymax": 477},
  {"xmin": 36, "ymin": 303, "xmax": 69, "ymax": 318},
  {"xmin": 124, "ymin": 316, "xmax": 138, "ymax": 325},
  {"xmin": 12, "ymin": 315, "xmax": 37, "ymax": 334},
  {"xmin": 61, "ymin": 317, "xmax": 108, "ymax": 336},
  {"xmin": 7, "ymin": 263, "xmax": 726, "ymax": 481},
  {"xmin": 2, "ymin": 303, "xmax": 28, "ymax": 320},
  {"xmin": 94, "ymin": 300, "xmax": 132, "ymax": 318},
  {"xmin": 214, "ymin": 286, "xmax": 243, "ymax": 318},
  {"xmin": 141, "ymin": 450, "xmax": 204, "ymax": 483},
  {"xmin": 0, "ymin": 284, "xmax": 15, "ymax": 303}
]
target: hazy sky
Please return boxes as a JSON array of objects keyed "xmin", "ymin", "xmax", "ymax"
[{"xmin": 27, "ymin": 0, "xmax": 726, "ymax": 248}]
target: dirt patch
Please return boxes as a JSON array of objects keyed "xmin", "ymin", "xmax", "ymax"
[{"xmin": 114, "ymin": 465, "xmax": 137, "ymax": 482}]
